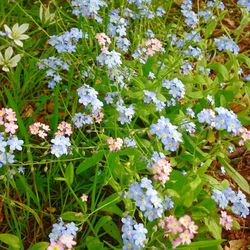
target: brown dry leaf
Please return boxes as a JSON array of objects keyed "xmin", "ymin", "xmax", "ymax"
[
  {"xmin": 0, "ymin": 199, "xmax": 4, "ymax": 222},
  {"xmin": 224, "ymin": 239, "xmax": 244, "ymax": 250},
  {"xmin": 223, "ymin": 18, "xmax": 237, "ymax": 29},
  {"xmin": 21, "ymin": 103, "xmax": 34, "ymax": 118}
]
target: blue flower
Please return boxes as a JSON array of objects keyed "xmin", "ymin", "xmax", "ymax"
[
  {"xmin": 51, "ymin": 135, "xmax": 71, "ymax": 158},
  {"xmin": 97, "ymin": 50, "xmax": 122, "ymax": 69},
  {"xmin": 49, "ymin": 218, "xmax": 78, "ymax": 243},
  {"xmin": 162, "ymin": 78, "xmax": 185, "ymax": 101},
  {"xmin": 124, "ymin": 137, "xmax": 137, "ymax": 148},
  {"xmin": 77, "ymin": 85, "xmax": 103, "ymax": 114},
  {"xmin": 150, "ymin": 116, "xmax": 182, "ymax": 152},
  {"xmin": 71, "ymin": 0, "xmax": 107, "ymax": 22},
  {"xmin": 116, "ymin": 99, "xmax": 135, "ymax": 124},
  {"xmin": 215, "ymin": 36, "xmax": 240, "ymax": 55},
  {"xmin": 211, "ymin": 189, "xmax": 229, "ymax": 209},
  {"xmin": 238, "ymin": 0, "xmax": 250, "ymax": 10},
  {"xmin": 7, "ymin": 136, "xmax": 24, "ymax": 151},
  {"xmin": 128, "ymin": 178, "xmax": 164, "ymax": 221},
  {"xmin": 121, "ymin": 216, "xmax": 148, "ymax": 249}
]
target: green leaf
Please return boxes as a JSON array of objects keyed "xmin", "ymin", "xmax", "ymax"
[
  {"xmin": 51, "ymin": 83, "xmax": 59, "ymax": 132},
  {"xmin": 65, "ymin": 163, "xmax": 74, "ymax": 186},
  {"xmin": 28, "ymin": 242, "xmax": 49, "ymax": 250},
  {"xmin": 103, "ymin": 221, "xmax": 122, "ymax": 244},
  {"xmin": 219, "ymin": 158, "xmax": 250, "ymax": 194},
  {"xmin": 186, "ymin": 90, "xmax": 204, "ymax": 99},
  {"xmin": 61, "ymin": 211, "xmax": 87, "ymax": 222},
  {"xmin": 183, "ymin": 134, "xmax": 208, "ymax": 161},
  {"xmin": 173, "ymin": 240, "xmax": 224, "ymax": 249},
  {"xmin": 183, "ymin": 175, "xmax": 202, "ymax": 207},
  {"xmin": 0, "ymin": 234, "xmax": 22, "ymax": 249},
  {"xmin": 76, "ymin": 150, "xmax": 105, "ymax": 174},
  {"xmin": 208, "ymin": 63, "xmax": 229, "ymax": 81},
  {"xmin": 205, "ymin": 19, "xmax": 217, "ymax": 38},
  {"xmin": 204, "ymin": 217, "xmax": 222, "ymax": 239},
  {"xmin": 97, "ymin": 193, "xmax": 122, "ymax": 216},
  {"xmin": 94, "ymin": 216, "xmax": 112, "ymax": 234},
  {"xmin": 86, "ymin": 236, "xmax": 107, "ymax": 250}
]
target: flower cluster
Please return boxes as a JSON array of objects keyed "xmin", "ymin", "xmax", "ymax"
[
  {"xmin": 162, "ymin": 78, "xmax": 185, "ymax": 105},
  {"xmin": 150, "ymin": 116, "xmax": 182, "ymax": 151},
  {"xmin": 181, "ymin": 0, "xmax": 198, "ymax": 28},
  {"xmin": 29, "ymin": 122, "xmax": 50, "ymax": 139},
  {"xmin": 214, "ymin": 36, "xmax": 240, "ymax": 55},
  {"xmin": 147, "ymin": 152, "xmax": 172, "ymax": 185},
  {"xmin": 159, "ymin": 215, "xmax": 198, "ymax": 248},
  {"xmin": 0, "ymin": 133, "xmax": 23, "ymax": 168},
  {"xmin": 128, "ymin": 178, "xmax": 166, "ymax": 221},
  {"xmin": 77, "ymin": 84, "xmax": 103, "ymax": 115},
  {"xmin": 71, "ymin": 0, "xmax": 107, "ymax": 22},
  {"xmin": 95, "ymin": 33, "xmax": 111, "ymax": 52},
  {"xmin": 37, "ymin": 56, "xmax": 70, "ymax": 88},
  {"xmin": 107, "ymin": 137, "xmax": 123, "ymax": 151},
  {"xmin": 197, "ymin": 107, "xmax": 241, "ymax": 135},
  {"xmin": 211, "ymin": 187, "xmax": 250, "ymax": 218},
  {"xmin": 124, "ymin": 137, "xmax": 137, "ymax": 148},
  {"xmin": 72, "ymin": 113, "xmax": 93, "ymax": 128},
  {"xmin": 0, "ymin": 108, "xmax": 18, "ymax": 134},
  {"xmin": 51, "ymin": 135, "xmax": 71, "ymax": 158},
  {"xmin": 239, "ymin": 127, "xmax": 250, "ymax": 146},
  {"xmin": 55, "ymin": 122, "xmax": 72, "ymax": 137},
  {"xmin": 49, "ymin": 28, "xmax": 84, "ymax": 53},
  {"xmin": 0, "ymin": 108, "xmax": 23, "ymax": 168},
  {"xmin": 132, "ymin": 38, "xmax": 164, "ymax": 64},
  {"xmin": 116, "ymin": 99, "xmax": 135, "ymax": 125},
  {"xmin": 96, "ymin": 50, "xmax": 122, "ymax": 69},
  {"xmin": 48, "ymin": 218, "xmax": 78, "ymax": 250},
  {"xmin": 180, "ymin": 120, "xmax": 196, "ymax": 135},
  {"xmin": 219, "ymin": 211, "xmax": 233, "ymax": 230},
  {"xmin": 143, "ymin": 90, "xmax": 165, "ymax": 111},
  {"xmin": 121, "ymin": 216, "xmax": 148, "ymax": 250}
]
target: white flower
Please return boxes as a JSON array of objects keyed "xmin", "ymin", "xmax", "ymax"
[
  {"xmin": 0, "ymin": 47, "xmax": 21, "ymax": 72},
  {"xmin": 4, "ymin": 23, "xmax": 29, "ymax": 47}
]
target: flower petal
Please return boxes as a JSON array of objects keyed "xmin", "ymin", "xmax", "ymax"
[
  {"xmin": 12, "ymin": 23, "xmax": 19, "ymax": 32},
  {"xmin": 19, "ymin": 23, "xmax": 29, "ymax": 33},
  {"xmin": 19, "ymin": 34, "xmax": 29, "ymax": 40},
  {"xmin": 14, "ymin": 39, "xmax": 23, "ymax": 47},
  {"xmin": 4, "ymin": 24, "xmax": 11, "ymax": 34},
  {"xmin": 5, "ymin": 47, "xmax": 13, "ymax": 60},
  {"xmin": 9, "ymin": 54, "xmax": 21, "ymax": 67},
  {"xmin": 0, "ymin": 52, "xmax": 4, "ymax": 64}
]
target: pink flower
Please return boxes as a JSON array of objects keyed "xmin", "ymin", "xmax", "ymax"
[
  {"xmin": 93, "ymin": 111, "xmax": 104, "ymax": 123},
  {"xmin": 152, "ymin": 159, "xmax": 172, "ymax": 185},
  {"xmin": 179, "ymin": 230, "xmax": 194, "ymax": 244},
  {"xmin": 47, "ymin": 242, "xmax": 64, "ymax": 250},
  {"xmin": 220, "ymin": 211, "xmax": 233, "ymax": 230},
  {"xmin": 188, "ymin": 221, "xmax": 198, "ymax": 234},
  {"xmin": 166, "ymin": 216, "xmax": 183, "ymax": 234},
  {"xmin": 29, "ymin": 122, "xmax": 50, "ymax": 138},
  {"xmin": 59, "ymin": 235, "xmax": 77, "ymax": 249},
  {"xmin": 179, "ymin": 215, "xmax": 192, "ymax": 228},
  {"xmin": 56, "ymin": 121, "xmax": 72, "ymax": 137},
  {"xmin": 96, "ymin": 33, "xmax": 111, "ymax": 51},
  {"xmin": 81, "ymin": 193, "xmax": 88, "ymax": 202},
  {"xmin": 107, "ymin": 137, "xmax": 123, "ymax": 151},
  {"xmin": 4, "ymin": 122, "xmax": 18, "ymax": 134},
  {"xmin": 172, "ymin": 237, "xmax": 182, "ymax": 249},
  {"xmin": 239, "ymin": 127, "xmax": 250, "ymax": 145}
]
